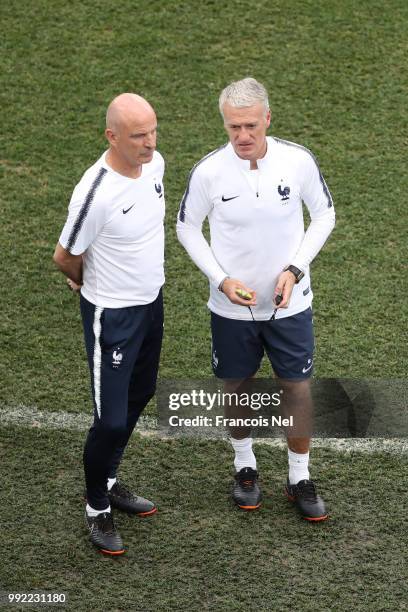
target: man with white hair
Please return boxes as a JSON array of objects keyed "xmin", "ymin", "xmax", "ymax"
[
  {"xmin": 177, "ymin": 78, "xmax": 335, "ymax": 521},
  {"xmin": 54, "ymin": 93, "xmax": 165, "ymax": 554}
]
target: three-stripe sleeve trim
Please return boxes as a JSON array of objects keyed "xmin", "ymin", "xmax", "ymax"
[
  {"xmin": 66, "ymin": 167, "xmax": 107, "ymax": 252},
  {"xmin": 273, "ymin": 137, "xmax": 333, "ymax": 208},
  {"xmin": 178, "ymin": 144, "xmax": 227, "ymax": 222},
  {"xmin": 92, "ymin": 307, "xmax": 103, "ymax": 419}
]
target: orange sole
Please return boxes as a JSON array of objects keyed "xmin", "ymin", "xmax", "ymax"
[
  {"xmin": 237, "ymin": 503, "xmax": 261, "ymax": 511},
  {"xmin": 136, "ymin": 507, "xmax": 158, "ymax": 517},
  {"xmin": 100, "ymin": 548, "xmax": 125, "ymax": 556}
]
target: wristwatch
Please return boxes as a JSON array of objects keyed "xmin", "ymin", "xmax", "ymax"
[{"xmin": 284, "ymin": 265, "xmax": 304, "ymax": 284}]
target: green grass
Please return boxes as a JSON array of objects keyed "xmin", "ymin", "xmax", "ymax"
[
  {"xmin": 1, "ymin": 0, "xmax": 407, "ymax": 410},
  {"xmin": 1, "ymin": 0, "xmax": 408, "ymax": 609},
  {"xmin": 2, "ymin": 426, "xmax": 407, "ymax": 611}
]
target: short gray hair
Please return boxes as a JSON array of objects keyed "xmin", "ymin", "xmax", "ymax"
[{"xmin": 219, "ymin": 77, "xmax": 269, "ymax": 117}]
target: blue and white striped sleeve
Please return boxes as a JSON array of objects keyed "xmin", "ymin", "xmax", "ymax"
[{"xmin": 59, "ymin": 167, "xmax": 107, "ymax": 255}]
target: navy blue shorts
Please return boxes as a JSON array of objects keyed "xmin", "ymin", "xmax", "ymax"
[{"xmin": 211, "ymin": 308, "xmax": 314, "ymax": 380}]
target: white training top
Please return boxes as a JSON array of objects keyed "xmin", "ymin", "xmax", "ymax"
[
  {"xmin": 59, "ymin": 150, "xmax": 165, "ymax": 308},
  {"xmin": 177, "ymin": 136, "xmax": 335, "ymax": 320}
]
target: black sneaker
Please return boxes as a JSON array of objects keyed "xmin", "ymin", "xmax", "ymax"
[
  {"xmin": 85, "ymin": 511, "xmax": 125, "ymax": 555},
  {"xmin": 232, "ymin": 467, "xmax": 262, "ymax": 511},
  {"xmin": 108, "ymin": 480, "xmax": 157, "ymax": 516},
  {"xmin": 285, "ymin": 479, "xmax": 328, "ymax": 521}
]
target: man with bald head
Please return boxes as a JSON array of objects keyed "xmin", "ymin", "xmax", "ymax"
[{"xmin": 54, "ymin": 93, "xmax": 165, "ymax": 555}]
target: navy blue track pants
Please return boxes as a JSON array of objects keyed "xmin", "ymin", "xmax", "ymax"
[{"xmin": 80, "ymin": 289, "xmax": 163, "ymax": 510}]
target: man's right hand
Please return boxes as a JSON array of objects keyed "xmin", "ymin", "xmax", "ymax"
[
  {"xmin": 67, "ymin": 278, "xmax": 82, "ymax": 293},
  {"xmin": 220, "ymin": 278, "xmax": 257, "ymax": 306}
]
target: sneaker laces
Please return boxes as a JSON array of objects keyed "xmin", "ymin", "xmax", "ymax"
[
  {"xmin": 297, "ymin": 480, "xmax": 318, "ymax": 502},
  {"xmin": 241, "ymin": 480, "xmax": 255, "ymax": 489},
  {"xmin": 113, "ymin": 480, "xmax": 137, "ymax": 501},
  {"xmin": 96, "ymin": 512, "xmax": 116, "ymax": 535},
  {"xmin": 236, "ymin": 469, "xmax": 257, "ymax": 489}
]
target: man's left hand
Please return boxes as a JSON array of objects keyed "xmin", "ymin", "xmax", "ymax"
[{"xmin": 273, "ymin": 270, "xmax": 296, "ymax": 309}]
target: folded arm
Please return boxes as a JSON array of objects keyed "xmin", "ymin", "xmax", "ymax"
[{"xmin": 53, "ymin": 242, "xmax": 83, "ymax": 286}]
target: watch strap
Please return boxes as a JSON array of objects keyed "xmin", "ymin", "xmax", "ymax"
[{"xmin": 284, "ymin": 265, "xmax": 304, "ymax": 283}]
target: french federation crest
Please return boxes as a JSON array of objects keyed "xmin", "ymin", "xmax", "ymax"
[
  {"xmin": 112, "ymin": 348, "xmax": 123, "ymax": 368},
  {"xmin": 278, "ymin": 184, "xmax": 290, "ymax": 201},
  {"xmin": 155, "ymin": 182, "xmax": 163, "ymax": 198}
]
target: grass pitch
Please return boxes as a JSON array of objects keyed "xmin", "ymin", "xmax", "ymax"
[
  {"xmin": 1, "ymin": 0, "xmax": 407, "ymax": 609},
  {"xmin": 2, "ymin": 426, "xmax": 407, "ymax": 611},
  {"xmin": 1, "ymin": 0, "xmax": 407, "ymax": 411}
]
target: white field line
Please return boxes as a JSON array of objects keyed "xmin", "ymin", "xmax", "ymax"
[{"xmin": 0, "ymin": 405, "xmax": 407, "ymax": 454}]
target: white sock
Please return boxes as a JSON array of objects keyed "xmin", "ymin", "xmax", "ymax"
[
  {"xmin": 86, "ymin": 503, "xmax": 111, "ymax": 517},
  {"xmin": 231, "ymin": 437, "xmax": 256, "ymax": 472},
  {"xmin": 288, "ymin": 449, "xmax": 310, "ymax": 485},
  {"xmin": 107, "ymin": 477, "xmax": 117, "ymax": 491}
]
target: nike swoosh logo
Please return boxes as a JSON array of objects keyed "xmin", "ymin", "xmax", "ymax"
[
  {"xmin": 221, "ymin": 195, "xmax": 239, "ymax": 202},
  {"xmin": 302, "ymin": 361, "xmax": 313, "ymax": 373},
  {"xmin": 122, "ymin": 204, "xmax": 135, "ymax": 214}
]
